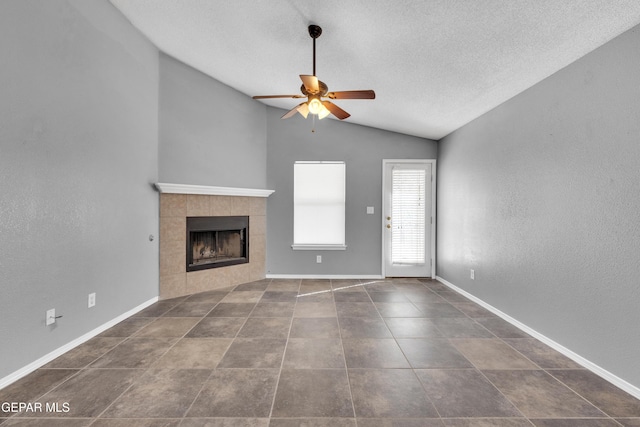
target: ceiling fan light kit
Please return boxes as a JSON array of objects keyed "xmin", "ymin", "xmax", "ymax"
[{"xmin": 252, "ymin": 24, "xmax": 375, "ymax": 122}]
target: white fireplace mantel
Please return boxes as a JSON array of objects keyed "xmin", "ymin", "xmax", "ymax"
[{"xmin": 155, "ymin": 183, "xmax": 274, "ymax": 198}]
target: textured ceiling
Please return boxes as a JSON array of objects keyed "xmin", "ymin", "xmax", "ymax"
[{"xmin": 110, "ymin": 0, "xmax": 640, "ymax": 140}]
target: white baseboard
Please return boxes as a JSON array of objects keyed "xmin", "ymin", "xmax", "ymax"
[
  {"xmin": 435, "ymin": 275, "xmax": 640, "ymax": 400},
  {"xmin": 266, "ymin": 274, "xmax": 384, "ymax": 280},
  {"xmin": 0, "ymin": 296, "xmax": 159, "ymax": 390}
]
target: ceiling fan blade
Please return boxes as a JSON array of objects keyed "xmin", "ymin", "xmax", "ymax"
[
  {"xmin": 322, "ymin": 101, "xmax": 351, "ymax": 120},
  {"xmin": 297, "ymin": 102, "xmax": 310, "ymax": 119},
  {"xmin": 300, "ymin": 75, "xmax": 319, "ymax": 93},
  {"xmin": 253, "ymin": 94, "xmax": 305, "ymax": 99},
  {"xmin": 327, "ymin": 90, "xmax": 376, "ymax": 100},
  {"xmin": 281, "ymin": 102, "xmax": 308, "ymax": 119}
]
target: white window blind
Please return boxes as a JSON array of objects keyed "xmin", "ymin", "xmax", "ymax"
[
  {"xmin": 293, "ymin": 161, "xmax": 346, "ymax": 250},
  {"xmin": 391, "ymin": 168, "xmax": 426, "ymax": 264}
]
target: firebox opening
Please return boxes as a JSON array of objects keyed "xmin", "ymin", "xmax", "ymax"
[{"xmin": 186, "ymin": 216, "xmax": 249, "ymax": 272}]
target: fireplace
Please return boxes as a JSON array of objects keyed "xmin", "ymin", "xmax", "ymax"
[{"xmin": 186, "ymin": 216, "xmax": 249, "ymax": 272}]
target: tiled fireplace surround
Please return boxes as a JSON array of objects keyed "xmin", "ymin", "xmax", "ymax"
[{"xmin": 159, "ymin": 192, "xmax": 267, "ymax": 299}]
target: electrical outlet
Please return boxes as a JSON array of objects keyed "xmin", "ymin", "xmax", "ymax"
[
  {"xmin": 88, "ymin": 293, "xmax": 96, "ymax": 308},
  {"xmin": 470, "ymin": 269, "xmax": 475, "ymax": 280},
  {"xmin": 46, "ymin": 308, "xmax": 56, "ymax": 326},
  {"xmin": 316, "ymin": 255, "xmax": 322, "ymax": 263}
]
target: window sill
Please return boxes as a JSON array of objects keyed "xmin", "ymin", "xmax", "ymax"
[{"xmin": 291, "ymin": 244, "xmax": 347, "ymax": 251}]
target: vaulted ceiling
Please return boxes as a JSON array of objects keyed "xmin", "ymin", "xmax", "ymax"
[{"xmin": 110, "ymin": 1, "xmax": 640, "ymax": 140}]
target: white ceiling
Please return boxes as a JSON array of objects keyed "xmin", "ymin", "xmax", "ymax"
[{"xmin": 110, "ymin": 0, "xmax": 640, "ymax": 140}]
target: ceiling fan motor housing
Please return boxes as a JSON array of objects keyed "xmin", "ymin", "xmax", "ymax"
[{"xmin": 300, "ymin": 80, "xmax": 328, "ymax": 97}]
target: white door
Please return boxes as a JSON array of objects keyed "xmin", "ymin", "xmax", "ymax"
[{"xmin": 383, "ymin": 160, "xmax": 435, "ymax": 277}]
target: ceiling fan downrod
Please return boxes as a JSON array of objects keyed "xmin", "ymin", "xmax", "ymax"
[{"xmin": 308, "ymin": 24, "xmax": 322, "ymax": 76}]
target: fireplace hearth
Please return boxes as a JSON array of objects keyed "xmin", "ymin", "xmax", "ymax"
[{"xmin": 186, "ymin": 216, "xmax": 249, "ymax": 271}]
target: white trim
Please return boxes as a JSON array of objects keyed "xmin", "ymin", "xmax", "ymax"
[
  {"xmin": 0, "ymin": 296, "xmax": 158, "ymax": 390},
  {"xmin": 266, "ymin": 274, "xmax": 384, "ymax": 280},
  {"xmin": 430, "ymin": 161, "xmax": 437, "ymax": 278},
  {"xmin": 295, "ymin": 161, "xmax": 344, "ymax": 164},
  {"xmin": 435, "ymin": 275, "xmax": 640, "ymax": 400},
  {"xmin": 381, "ymin": 159, "xmax": 437, "ymax": 278},
  {"xmin": 155, "ymin": 182, "xmax": 275, "ymax": 198},
  {"xmin": 291, "ymin": 244, "xmax": 347, "ymax": 251}
]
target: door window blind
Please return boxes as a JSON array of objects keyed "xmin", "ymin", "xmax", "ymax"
[{"xmin": 391, "ymin": 168, "xmax": 426, "ymax": 264}]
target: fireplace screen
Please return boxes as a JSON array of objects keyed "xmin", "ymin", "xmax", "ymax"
[{"xmin": 186, "ymin": 216, "xmax": 248, "ymax": 271}]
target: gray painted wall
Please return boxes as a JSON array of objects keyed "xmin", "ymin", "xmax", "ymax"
[
  {"xmin": 159, "ymin": 53, "xmax": 268, "ymax": 189},
  {"xmin": 0, "ymin": 0, "xmax": 159, "ymax": 379},
  {"xmin": 437, "ymin": 25, "xmax": 640, "ymax": 387},
  {"xmin": 266, "ymin": 106, "xmax": 437, "ymax": 275}
]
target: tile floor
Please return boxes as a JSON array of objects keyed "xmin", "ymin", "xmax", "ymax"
[{"xmin": 2, "ymin": 278, "xmax": 640, "ymax": 426}]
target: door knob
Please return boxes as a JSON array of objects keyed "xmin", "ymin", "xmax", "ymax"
[
  {"xmin": 386, "ymin": 224, "xmax": 391, "ymax": 228},
  {"xmin": 386, "ymin": 216, "xmax": 391, "ymax": 220}
]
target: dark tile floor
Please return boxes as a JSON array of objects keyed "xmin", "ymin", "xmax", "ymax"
[{"xmin": 2, "ymin": 278, "xmax": 640, "ymax": 426}]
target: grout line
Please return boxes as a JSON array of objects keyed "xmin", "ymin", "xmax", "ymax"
[
  {"xmin": 93, "ymin": 298, "xmax": 209, "ymax": 420},
  {"xmin": 334, "ymin": 278, "xmax": 359, "ymax": 419},
  {"xmin": 180, "ymin": 280, "xmax": 270, "ymax": 419},
  {"xmin": 543, "ymin": 370, "xmax": 624, "ymax": 423},
  {"xmin": 296, "ymin": 280, "xmax": 385, "ymax": 298},
  {"xmin": 382, "ymin": 280, "xmax": 444, "ymax": 419},
  {"xmin": 267, "ymin": 278, "xmax": 300, "ymax": 419}
]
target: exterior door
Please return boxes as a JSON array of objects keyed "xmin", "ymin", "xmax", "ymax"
[{"xmin": 382, "ymin": 160, "xmax": 435, "ymax": 277}]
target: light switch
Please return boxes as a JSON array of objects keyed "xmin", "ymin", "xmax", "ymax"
[{"xmin": 366, "ymin": 206, "xmax": 375, "ymax": 214}]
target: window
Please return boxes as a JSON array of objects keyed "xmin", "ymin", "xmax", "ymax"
[{"xmin": 293, "ymin": 161, "xmax": 346, "ymax": 250}]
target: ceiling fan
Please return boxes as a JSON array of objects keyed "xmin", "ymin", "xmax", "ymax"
[{"xmin": 252, "ymin": 24, "xmax": 375, "ymax": 121}]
